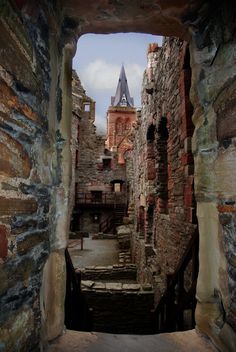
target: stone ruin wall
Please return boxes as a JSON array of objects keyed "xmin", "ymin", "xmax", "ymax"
[
  {"xmin": 0, "ymin": 1, "xmax": 71, "ymax": 350},
  {"xmin": 129, "ymin": 37, "xmax": 196, "ymax": 303},
  {"xmin": 73, "ymin": 78, "xmax": 126, "ymax": 194},
  {"xmin": 71, "ymin": 70, "xmax": 127, "ymax": 233}
]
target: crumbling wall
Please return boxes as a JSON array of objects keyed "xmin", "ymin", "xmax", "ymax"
[
  {"xmin": 0, "ymin": 1, "xmax": 72, "ymax": 350},
  {"xmin": 189, "ymin": 2, "xmax": 236, "ymax": 350},
  {"xmin": 129, "ymin": 38, "xmax": 196, "ymax": 305},
  {"xmin": 71, "ymin": 70, "xmax": 127, "ymax": 233}
]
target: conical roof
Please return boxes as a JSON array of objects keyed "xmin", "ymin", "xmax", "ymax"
[{"xmin": 111, "ymin": 65, "xmax": 134, "ymax": 107}]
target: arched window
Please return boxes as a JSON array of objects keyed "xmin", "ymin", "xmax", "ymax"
[{"xmin": 147, "ymin": 124, "xmax": 155, "ymax": 142}]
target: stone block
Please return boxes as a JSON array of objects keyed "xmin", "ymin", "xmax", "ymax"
[
  {"xmin": 0, "ymin": 197, "xmax": 38, "ymax": 216},
  {"xmin": 0, "ymin": 131, "xmax": 31, "ymax": 178},
  {"xmin": 93, "ymin": 282, "xmax": 106, "ymax": 290},
  {"xmin": 122, "ymin": 283, "xmax": 140, "ymax": 291},
  {"xmin": 81, "ymin": 280, "xmax": 94, "ymax": 289},
  {"xmin": 106, "ymin": 283, "xmax": 122, "ymax": 291}
]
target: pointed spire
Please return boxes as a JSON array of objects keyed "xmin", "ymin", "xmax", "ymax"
[{"xmin": 111, "ymin": 65, "xmax": 134, "ymax": 107}]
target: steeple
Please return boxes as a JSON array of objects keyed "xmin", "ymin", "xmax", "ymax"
[{"xmin": 111, "ymin": 65, "xmax": 134, "ymax": 107}]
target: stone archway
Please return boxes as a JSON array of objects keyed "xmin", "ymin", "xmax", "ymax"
[{"xmin": 0, "ymin": 1, "xmax": 236, "ymax": 351}]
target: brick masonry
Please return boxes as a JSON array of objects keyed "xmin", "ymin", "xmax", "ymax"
[{"xmin": 127, "ymin": 38, "xmax": 197, "ymax": 304}]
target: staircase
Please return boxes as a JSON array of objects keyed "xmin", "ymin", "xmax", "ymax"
[
  {"xmin": 152, "ymin": 228, "xmax": 199, "ymax": 333},
  {"xmin": 114, "ymin": 203, "xmax": 126, "ymax": 226},
  {"xmin": 80, "ymin": 265, "xmax": 154, "ymax": 334}
]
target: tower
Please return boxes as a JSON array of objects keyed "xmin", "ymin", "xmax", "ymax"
[{"xmin": 106, "ymin": 65, "xmax": 137, "ymax": 164}]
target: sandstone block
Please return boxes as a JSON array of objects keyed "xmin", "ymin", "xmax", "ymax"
[
  {"xmin": 81, "ymin": 280, "xmax": 94, "ymax": 289},
  {"xmin": 106, "ymin": 283, "xmax": 122, "ymax": 291},
  {"xmin": 122, "ymin": 283, "xmax": 140, "ymax": 291}
]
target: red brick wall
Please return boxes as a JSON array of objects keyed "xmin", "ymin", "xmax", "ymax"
[{"xmin": 129, "ymin": 38, "xmax": 197, "ymax": 304}]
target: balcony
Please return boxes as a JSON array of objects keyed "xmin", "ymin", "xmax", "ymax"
[{"xmin": 75, "ymin": 192, "xmax": 127, "ymax": 207}]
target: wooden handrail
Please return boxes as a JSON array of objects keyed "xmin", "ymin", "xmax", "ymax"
[{"xmin": 153, "ymin": 227, "xmax": 199, "ymax": 333}]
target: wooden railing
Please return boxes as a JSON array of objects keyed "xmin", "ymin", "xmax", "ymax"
[
  {"xmin": 153, "ymin": 228, "xmax": 199, "ymax": 333},
  {"xmin": 64, "ymin": 248, "xmax": 93, "ymax": 331},
  {"xmin": 76, "ymin": 192, "xmax": 126, "ymax": 205}
]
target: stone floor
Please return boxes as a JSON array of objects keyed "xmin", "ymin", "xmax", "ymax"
[
  {"xmin": 47, "ymin": 329, "xmax": 217, "ymax": 352},
  {"xmin": 68, "ymin": 236, "xmax": 119, "ymax": 268}
]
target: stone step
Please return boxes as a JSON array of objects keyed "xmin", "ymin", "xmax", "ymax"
[
  {"xmin": 119, "ymin": 250, "xmax": 131, "ymax": 264},
  {"xmin": 81, "ymin": 280, "xmax": 152, "ymax": 292},
  {"xmin": 79, "ymin": 263, "xmax": 137, "ymax": 282},
  {"xmin": 47, "ymin": 329, "xmax": 216, "ymax": 352},
  {"xmin": 81, "ymin": 281, "xmax": 154, "ymax": 334}
]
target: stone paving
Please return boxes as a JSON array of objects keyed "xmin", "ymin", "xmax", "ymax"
[
  {"xmin": 47, "ymin": 329, "xmax": 217, "ymax": 352},
  {"xmin": 68, "ymin": 236, "xmax": 119, "ymax": 268},
  {"xmin": 68, "ymin": 228, "xmax": 155, "ymax": 334}
]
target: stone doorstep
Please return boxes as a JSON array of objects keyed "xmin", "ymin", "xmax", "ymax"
[{"xmin": 47, "ymin": 329, "xmax": 217, "ymax": 352}]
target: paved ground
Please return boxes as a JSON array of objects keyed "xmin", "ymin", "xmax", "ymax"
[
  {"xmin": 68, "ymin": 237, "xmax": 119, "ymax": 268},
  {"xmin": 48, "ymin": 329, "xmax": 217, "ymax": 352}
]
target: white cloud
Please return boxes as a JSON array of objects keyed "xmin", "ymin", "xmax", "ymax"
[
  {"xmin": 80, "ymin": 60, "xmax": 120, "ymax": 90},
  {"xmin": 125, "ymin": 64, "xmax": 144, "ymax": 92},
  {"xmin": 80, "ymin": 60, "xmax": 144, "ymax": 96}
]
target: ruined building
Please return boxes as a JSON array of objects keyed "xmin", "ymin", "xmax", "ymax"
[
  {"xmin": 130, "ymin": 39, "xmax": 195, "ymax": 289},
  {"xmin": 127, "ymin": 38, "xmax": 197, "ymax": 326},
  {"xmin": 0, "ymin": 1, "xmax": 236, "ymax": 351},
  {"xmin": 71, "ymin": 67, "xmax": 136, "ymax": 235}
]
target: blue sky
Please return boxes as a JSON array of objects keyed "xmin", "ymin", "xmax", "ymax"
[{"xmin": 73, "ymin": 33, "xmax": 163, "ymax": 134}]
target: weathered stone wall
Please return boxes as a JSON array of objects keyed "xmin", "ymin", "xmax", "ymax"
[
  {"xmin": 189, "ymin": 2, "xmax": 236, "ymax": 350},
  {"xmin": 70, "ymin": 70, "xmax": 85, "ymax": 217},
  {"xmin": 0, "ymin": 1, "xmax": 74, "ymax": 350},
  {"xmin": 129, "ymin": 38, "xmax": 196, "ymax": 306}
]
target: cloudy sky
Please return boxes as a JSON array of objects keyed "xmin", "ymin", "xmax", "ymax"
[{"xmin": 73, "ymin": 33, "xmax": 163, "ymax": 135}]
